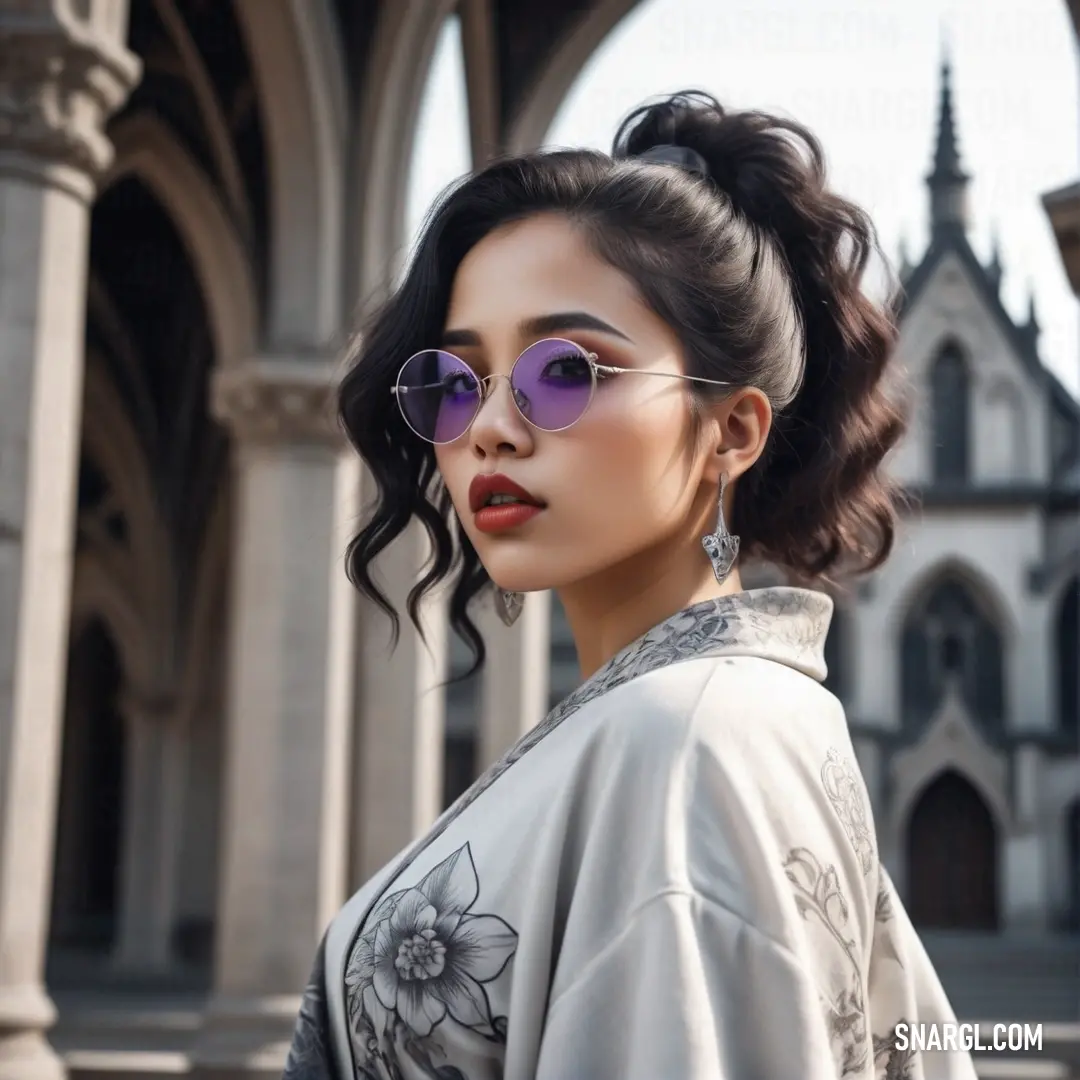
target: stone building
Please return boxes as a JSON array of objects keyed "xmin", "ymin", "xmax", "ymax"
[
  {"xmin": 443, "ymin": 56, "xmax": 1080, "ymax": 1034},
  {"xmin": 0, "ymin": 2, "xmax": 1076, "ymax": 1079}
]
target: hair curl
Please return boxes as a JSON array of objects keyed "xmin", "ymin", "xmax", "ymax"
[{"xmin": 339, "ymin": 90, "xmax": 907, "ymax": 676}]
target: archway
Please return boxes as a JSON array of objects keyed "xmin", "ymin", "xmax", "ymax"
[
  {"xmin": 48, "ymin": 620, "xmax": 126, "ymax": 963},
  {"xmin": 900, "ymin": 573, "xmax": 1005, "ymax": 736},
  {"xmin": 906, "ymin": 770, "xmax": 999, "ymax": 930},
  {"xmin": 49, "ymin": 167, "xmax": 232, "ymax": 983}
]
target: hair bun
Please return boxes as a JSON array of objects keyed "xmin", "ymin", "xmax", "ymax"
[{"xmin": 613, "ymin": 90, "xmax": 817, "ymax": 240}]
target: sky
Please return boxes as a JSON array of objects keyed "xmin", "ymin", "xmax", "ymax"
[{"xmin": 407, "ymin": 0, "xmax": 1079, "ymax": 394}]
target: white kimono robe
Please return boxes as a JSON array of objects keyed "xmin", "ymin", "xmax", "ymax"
[{"xmin": 284, "ymin": 587, "xmax": 977, "ymax": 1080}]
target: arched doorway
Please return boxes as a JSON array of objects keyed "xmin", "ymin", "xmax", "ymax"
[
  {"xmin": 48, "ymin": 620, "xmax": 126, "ymax": 963},
  {"xmin": 906, "ymin": 770, "xmax": 998, "ymax": 930}
]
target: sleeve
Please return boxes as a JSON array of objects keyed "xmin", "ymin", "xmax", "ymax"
[
  {"xmin": 534, "ymin": 888, "xmax": 839, "ymax": 1080},
  {"xmin": 283, "ymin": 933, "xmax": 341, "ymax": 1080}
]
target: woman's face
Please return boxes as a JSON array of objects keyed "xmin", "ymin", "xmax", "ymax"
[{"xmin": 433, "ymin": 213, "xmax": 730, "ymax": 598}]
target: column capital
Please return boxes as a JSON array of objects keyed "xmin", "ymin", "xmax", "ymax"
[
  {"xmin": 211, "ymin": 357, "xmax": 346, "ymax": 448},
  {"xmin": 0, "ymin": 4, "xmax": 141, "ymax": 187}
]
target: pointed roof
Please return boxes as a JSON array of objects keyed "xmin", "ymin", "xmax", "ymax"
[
  {"xmin": 986, "ymin": 231, "xmax": 1003, "ymax": 293},
  {"xmin": 1024, "ymin": 290, "xmax": 1040, "ymax": 340},
  {"xmin": 900, "ymin": 56, "xmax": 1042, "ymax": 381},
  {"xmin": 930, "ymin": 55, "xmax": 965, "ymax": 181},
  {"xmin": 927, "ymin": 53, "xmax": 970, "ymax": 237}
]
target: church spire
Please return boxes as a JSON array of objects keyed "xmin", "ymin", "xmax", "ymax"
[
  {"xmin": 986, "ymin": 229, "xmax": 1003, "ymax": 293},
  {"xmin": 927, "ymin": 52, "xmax": 970, "ymax": 239},
  {"xmin": 1023, "ymin": 288, "xmax": 1041, "ymax": 349}
]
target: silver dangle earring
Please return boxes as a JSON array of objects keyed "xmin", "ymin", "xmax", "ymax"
[
  {"xmin": 493, "ymin": 588, "xmax": 524, "ymax": 628},
  {"xmin": 701, "ymin": 474, "xmax": 740, "ymax": 585}
]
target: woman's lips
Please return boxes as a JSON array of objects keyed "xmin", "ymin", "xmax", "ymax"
[
  {"xmin": 473, "ymin": 503, "xmax": 543, "ymax": 533},
  {"xmin": 468, "ymin": 472, "xmax": 545, "ymax": 532},
  {"xmin": 468, "ymin": 472, "xmax": 543, "ymax": 513}
]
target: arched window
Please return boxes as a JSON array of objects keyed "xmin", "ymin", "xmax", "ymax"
[
  {"xmin": 930, "ymin": 343, "xmax": 970, "ymax": 483},
  {"xmin": 1056, "ymin": 578, "xmax": 1079, "ymax": 735},
  {"xmin": 900, "ymin": 576, "xmax": 1005, "ymax": 734},
  {"xmin": 906, "ymin": 770, "xmax": 998, "ymax": 930}
]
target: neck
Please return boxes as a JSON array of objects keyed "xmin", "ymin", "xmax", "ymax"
[{"xmin": 557, "ymin": 532, "xmax": 744, "ymax": 680}]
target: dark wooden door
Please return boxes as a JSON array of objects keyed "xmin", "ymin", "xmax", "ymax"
[{"xmin": 907, "ymin": 770, "xmax": 998, "ymax": 930}]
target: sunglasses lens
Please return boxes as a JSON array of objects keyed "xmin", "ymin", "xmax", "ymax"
[
  {"xmin": 396, "ymin": 350, "xmax": 480, "ymax": 443},
  {"xmin": 512, "ymin": 339, "xmax": 594, "ymax": 431}
]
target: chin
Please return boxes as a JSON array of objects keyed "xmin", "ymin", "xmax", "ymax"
[{"xmin": 478, "ymin": 552, "xmax": 560, "ymax": 596}]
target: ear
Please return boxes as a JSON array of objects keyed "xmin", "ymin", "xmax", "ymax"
[{"xmin": 702, "ymin": 386, "xmax": 772, "ymax": 485}]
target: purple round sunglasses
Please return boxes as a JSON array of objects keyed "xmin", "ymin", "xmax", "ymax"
[{"xmin": 391, "ymin": 336, "xmax": 732, "ymax": 445}]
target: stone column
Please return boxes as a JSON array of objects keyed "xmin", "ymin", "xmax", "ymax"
[
  {"xmin": 1002, "ymin": 743, "xmax": 1048, "ymax": 931},
  {"xmin": 0, "ymin": 6, "xmax": 138, "ymax": 1079},
  {"xmin": 191, "ymin": 359, "xmax": 359, "ymax": 1079},
  {"xmin": 111, "ymin": 694, "xmax": 187, "ymax": 972},
  {"xmin": 352, "ymin": 521, "xmax": 448, "ymax": 883},
  {"xmin": 476, "ymin": 591, "xmax": 551, "ymax": 771}
]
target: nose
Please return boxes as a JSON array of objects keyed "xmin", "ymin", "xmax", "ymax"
[{"xmin": 468, "ymin": 374, "xmax": 534, "ymax": 459}]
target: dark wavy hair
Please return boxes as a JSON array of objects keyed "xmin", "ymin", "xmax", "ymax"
[{"xmin": 339, "ymin": 91, "xmax": 907, "ymax": 675}]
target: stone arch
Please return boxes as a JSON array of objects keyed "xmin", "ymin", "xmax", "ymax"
[
  {"xmin": 886, "ymin": 677, "xmax": 1011, "ymax": 910},
  {"xmin": 905, "ymin": 769, "xmax": 999, "ymax": 930},
  {"xmin": 895, "ymin": 558, "xmax": 1016, "ymax": 644},
  {"xmin": 350, "ymin": 0, "xmax": 459, "ymax": 305},
  {"xmin": 80, "ymin": 355, "xmax": 173, "ymax": 633},
  {"xmin": 103, "ymin": 113, "xmax": 258, "ymax": 369},
  {"xmin": 505, "ymin": 0, "xmax": 649, "ymax": 152},
  {"xmin": 233, "ymin": 0, "xmax": 346, "ymax": 345},
  {"xmin": 69, "ymin": 552, "xmax": 153, "ymax": 699},
  {"xmin": 928, "ymin": 338, "xmax": 971, "ymax": 483},
  {"xmin": 896, "ymin": 761, "xmax": 1010, "ymax": 867},
  {"xmin": 892, "ymin": 720, "xmax": 1012, "ymax": 851},
  {"xmin": 896, "ymin": 560, "xmax": 1010, "ymax": 734},
  {"xmin": 150, "ymin": 0, "xmax": 252, "ymax": 232}
]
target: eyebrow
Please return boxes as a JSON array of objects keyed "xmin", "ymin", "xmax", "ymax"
[{"xmin": 441, "ymin": 311, "xmax": 635, "ymax": 347}]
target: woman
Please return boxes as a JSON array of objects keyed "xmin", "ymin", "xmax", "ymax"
[{"xmin": 286, "ymin": 92, "xmax": 976, "ymax": 1080}]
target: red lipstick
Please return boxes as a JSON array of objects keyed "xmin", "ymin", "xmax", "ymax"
[{"xmin": 468, "ymin": 473, "xmax": 545, "ymax": 534}]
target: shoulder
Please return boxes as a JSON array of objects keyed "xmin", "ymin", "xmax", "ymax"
[
  {"xmin": 567, "ymin": 656, "xmax": 871, "ymax": 923},
  {"xmin": 583, "ymin": 653, "xmax": 845, "ymax": 770}
]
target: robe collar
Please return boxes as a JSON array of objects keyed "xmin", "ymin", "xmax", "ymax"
[
  {"xmin": 473, "ymin": 587, "xmax": 832, "ymax": 815},
  {"xmin": 565, "ymin": 586, "xmax": 834, "ymax": 715}
]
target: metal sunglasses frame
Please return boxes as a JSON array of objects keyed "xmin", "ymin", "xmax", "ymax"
[{"xmin": 390, "ymin": 336, "xmax": 733, "ymax": 444}]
